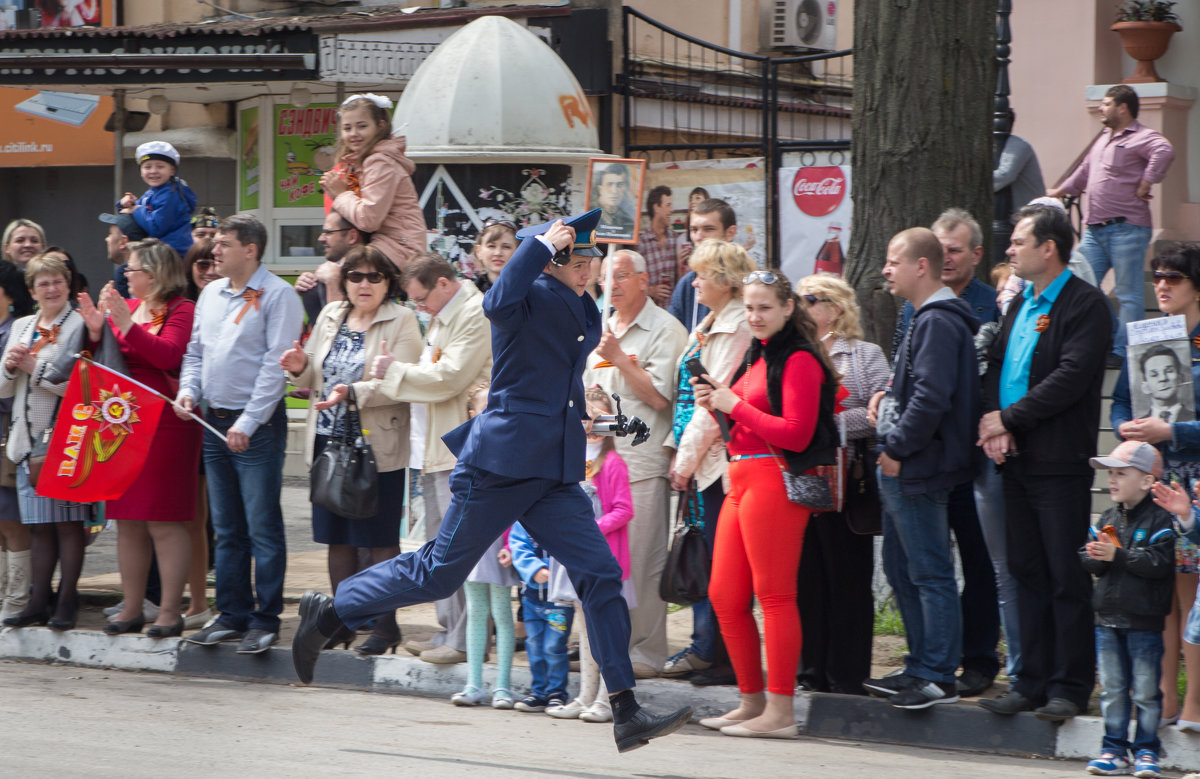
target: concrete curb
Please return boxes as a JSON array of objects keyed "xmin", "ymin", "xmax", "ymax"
[{"xmin": 7, "ymin": 626, "xmax": 1200, "ymax": 770}]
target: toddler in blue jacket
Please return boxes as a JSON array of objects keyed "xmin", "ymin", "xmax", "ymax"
[
  {"xmin": 110, "ymin": 141, "xmax": 197, "ymax": 256},
  {"xmin": 508, "ymin": 521, "xmax": 575, "ymax": 713}
]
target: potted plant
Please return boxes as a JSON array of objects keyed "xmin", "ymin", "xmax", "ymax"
[{"xmin": 1111, "ymin": 1, "xmax": 1182, "ymax": 83}]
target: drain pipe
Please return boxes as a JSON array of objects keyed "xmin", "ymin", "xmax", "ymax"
[{"xmin": 113, "ymin": 88, "xmax": 126, "ymax": 206}]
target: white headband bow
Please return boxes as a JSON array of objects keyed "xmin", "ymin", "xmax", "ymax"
[{"xmin": 342, "ymin": 93, "xmax": 393, "ymax": 111}]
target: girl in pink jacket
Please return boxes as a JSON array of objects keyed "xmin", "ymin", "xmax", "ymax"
[
  {"xmin": 320, "ymin": 94, "xmax": 427, "ymax": 268},
  {"xmin": 546, "ymin": 387, "xmax": 634, "ymax": 723}
]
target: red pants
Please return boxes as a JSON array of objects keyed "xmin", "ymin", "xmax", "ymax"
[{"xmin": 709, "ymin": 458, "xmax": 810, "ymax": 695}]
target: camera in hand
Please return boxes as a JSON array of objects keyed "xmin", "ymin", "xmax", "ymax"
[{"xmin": 589, "ymin": 392, "xmax": 651, "ymax": 446}]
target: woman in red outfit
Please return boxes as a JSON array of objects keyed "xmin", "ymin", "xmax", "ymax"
[
  {"xmin": 78, "ymin": 238, "xmax": 200, "ymax": 638},
  {"xmin": 693, "ymin": 270, "xmax": 839, "ymax": 739}
]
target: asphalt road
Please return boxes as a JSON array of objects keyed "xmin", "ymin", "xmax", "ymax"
[{"xmin": 0, "ymin": 661, "xmax": 1098, "ymax": 778}]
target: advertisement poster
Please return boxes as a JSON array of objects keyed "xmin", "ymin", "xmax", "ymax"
[
  {"xmin": 273, "ymin": 103, "xmax": 337, "ymax": 208},
  {"xmin": 777, "ymin": 161, "xmax": 852, "ymax": 284},
  {"xmin": 411, "ymin": 163, "xmax": 573, "ymax": 276},
  {"xmin": 239, "ymin": 106, "xmax": 260, "ymax": 211},
  {"xmin": 0, "ymin": 88, "xmax": 113, "ymax": 167},
  {"xmin": 646, "ymin": 158, "xmax": 766, "ymax": 267},
  {"xmin": 0, "ymin": 0, "xmax": 111, "ymax": 30}
]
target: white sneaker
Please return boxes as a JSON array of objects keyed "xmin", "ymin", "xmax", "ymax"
[
  {"xmin": 547, "ymin": 698, "xmax": 587, "ymax": 719},
  {"xmin": 107, "ymin": 598, "xmax": 159, "ymax": 622},
  {"xmin": 103, "ymin": 600, "xmax": 124, "ymax": 618},
  {"xmin": 579, "ymin": 701, "xmax": 613, "ymax": 723},
  {"xmin": 451, "ymin": 685, "xmax": 486, "ymax": 707}
]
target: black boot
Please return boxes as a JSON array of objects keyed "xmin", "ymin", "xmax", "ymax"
[{"xmin": 292, "ymin": 591, "xmax": 343, "ymax": 684}]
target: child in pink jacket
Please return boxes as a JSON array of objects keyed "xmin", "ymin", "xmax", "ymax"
[
  {"xmin": 320, "ymin": 94, "xmax": 426, "ymax": 268},
  {"xmin": 547, "ymin": 387, "xmax": 634, "ymax": 723}
]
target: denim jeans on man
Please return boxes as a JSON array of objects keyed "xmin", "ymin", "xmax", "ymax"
[
  {"xmin": 973, "ymin": 459, "xmax": 1021, "ymax": 680},
  {"xmin": 522, "ymin": 593, "xmax": 574, "ymax": 700},
  {"xmin": 1096, "ymin": 626, "xmax": 1163, "ymax": 756},
  {"xmin": 878, "ymin": 470, "xmax": 961, "ymax": 684},
  {"xmin": 204, "ymin": 403, "xmax": 288, "ymax": 633},
  {"xmin": 1079, "ymin": 222, "xmax": 1151, "ymax": 358}
]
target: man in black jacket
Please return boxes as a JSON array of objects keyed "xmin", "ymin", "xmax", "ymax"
[
  {"xmin": 977, "ymin": 204, "xmax": 1112, "ymax": 721},
  {"xmin": 863, "ymin": 227, "xmax": 979, "ymax": 710}
]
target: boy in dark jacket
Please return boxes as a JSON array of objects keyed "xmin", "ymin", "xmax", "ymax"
[{"xmin": 1081, "ymin": 441, "xmax": 1175, "ymax": 778}]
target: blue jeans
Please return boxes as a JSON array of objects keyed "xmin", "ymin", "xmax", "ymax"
[
  {"xmin": 878, "ymin": 470, "xmax": 960, "ymax": 683},
  {"xmin": 688, "ymin": 480, "xmax": 724, "ymax": 662},
  {"xmin": 1096, "ymin": 626, "xmax": 1163, "ymax": 756},
  {"xmin": 203, "ymin": 404, "xmax": 287, "ymax": 633},
  {"xmin": 1079, "ymin": 222, "xmax": 1151, "ymax": 358},
  {"xmin": 974, "ymin": 459, "xmax": 1022, "ymax": 680},
  {"xmin": 522, "ymin": 592, "xmax": 573, "ymax": 700}
]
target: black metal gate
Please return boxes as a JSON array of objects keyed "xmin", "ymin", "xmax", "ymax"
[{"xmin": 619, "ymin": 7, "xmax": 851, "ymax": 266}]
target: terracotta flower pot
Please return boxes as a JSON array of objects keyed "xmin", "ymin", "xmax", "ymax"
[{"xmin": 1111, "ymin": 20, "xmax": 1181, "ymax": 84}]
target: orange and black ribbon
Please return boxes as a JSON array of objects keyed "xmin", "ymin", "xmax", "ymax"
[
  {"xmin": 234, "ymin": 288, "xmax": 262, "ymax": 325},
  {"xmin": 1035, "ymin": 314, "xmax": 1051, "ymax": 333},
  {"xmin": 149, "ymin": 306, "xmax": 167, "ymax": 335},
  {"xmin": 29, "ymin": 324, "xmax": 59, "ymax": 354}
]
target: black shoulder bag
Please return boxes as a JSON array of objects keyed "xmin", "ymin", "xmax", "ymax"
[{"xmin": 309, "ymin": 386, "xmax": 379, "ymax": 520}]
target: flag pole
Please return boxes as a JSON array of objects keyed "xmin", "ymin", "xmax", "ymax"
[{"xmin": 76, "ymin": 355, "xmax": 228, "ymax": 444}]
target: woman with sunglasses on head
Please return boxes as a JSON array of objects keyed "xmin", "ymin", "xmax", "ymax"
[
  {"xmin": 661, "ymin": 239, "xmax": 754, "ymax": 680},
  {"xmin": 693, "ymin": 270, "xmax": 839, "ymax": 739},
  {"xmin": 280, "ymin": 244, "xmax": 421, "ymax": 654},
  {"xmin": 1112, "ymin": 243, "xmax": 1200, "ymax": 733},
  {"xmin": 471, "ymin": 219, "xmax": 518, "ymax": 295},
  {"xmin": 76, "ymin": 238, "xmax": 199, "ymax": 637},
  {"xmin": 793, "ymin": 273, "xmax": 890, "ymax": 695}
]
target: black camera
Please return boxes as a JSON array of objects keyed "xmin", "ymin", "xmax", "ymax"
[{"xmin": 589, "ymin": 393, "xmax": 651, "ymax": 446}]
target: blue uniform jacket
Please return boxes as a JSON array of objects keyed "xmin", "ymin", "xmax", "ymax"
[
  {"xmin": 129, "ymin": 177, "xmax": 197, "ymax": 256},
  {"xmin": 441, "ymin": 237, "xmax": 601, "ymax": 484},
  {"xmin": 1112, "ymin": 320, "xmax": 1200, "ymax": 462}
]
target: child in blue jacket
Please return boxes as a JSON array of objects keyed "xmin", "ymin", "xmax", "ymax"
[
  {"xmin": 115, "ymin": 141, "xmax": 197, "ymax": 256},
  {"xmin": 508, "ymin": 521, "xmax": 575, "ymax": 713}
]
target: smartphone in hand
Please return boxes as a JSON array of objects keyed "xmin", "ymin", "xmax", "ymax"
[{"xmin": 685, "ymin": 356, "xmax": 711, "ymax": 386}]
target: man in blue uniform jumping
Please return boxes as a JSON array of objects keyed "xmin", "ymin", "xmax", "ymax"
[{"xmin": 292, "ymin": 210, "xmax": 692, "ymax": 752}]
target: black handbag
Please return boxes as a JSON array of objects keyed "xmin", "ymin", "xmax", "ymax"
[
  {"xmin": 844, "ymin": 437, "xmax": 882, "ymax": 535},
  {"xmin": 309, "ymin": 386, "xmax": 378, "ymax": 520},
  {"xmin": 659, "ymin": 481, "xmax": 711, "ymax": 605}
]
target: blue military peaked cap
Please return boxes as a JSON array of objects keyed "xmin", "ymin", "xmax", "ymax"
[{"xmin": 515, "ymin": 208, "xmax": 604, "ymax": 257}]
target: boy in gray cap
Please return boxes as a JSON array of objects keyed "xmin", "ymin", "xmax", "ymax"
[{"xmin": 1081, "ymin": 440, "xmax": 1175, "ymax": 778}]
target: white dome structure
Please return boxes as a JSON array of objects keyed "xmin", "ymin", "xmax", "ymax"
[{"xmin": 395, "ymin": 15, "xmax": 603, "ymax": 162}]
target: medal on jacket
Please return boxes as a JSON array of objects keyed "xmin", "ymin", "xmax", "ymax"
[{"xmin": 1035, "ymin": 314, "xmax": 1050, "ymax": 333}]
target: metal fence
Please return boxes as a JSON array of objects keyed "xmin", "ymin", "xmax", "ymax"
[{"xmin": 620, "ymin": 7, "xmax": 851, "ymax": 263}]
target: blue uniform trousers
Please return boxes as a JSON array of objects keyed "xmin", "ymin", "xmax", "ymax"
[{"xmin": 334, "ymin": 461, "xmax": 636, "ymax": 692}]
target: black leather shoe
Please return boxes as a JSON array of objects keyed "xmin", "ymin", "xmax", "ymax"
[
  {"xmin": 47, "ymin": 616, "xmax": 76, "ymax": 631},
  {"xmin": 1034, "ymin": 697, "xmax": 1080, "ymax": 722},
  {"xmin": 293, "ymin": 590, "xmax": 339, "ymax": 685},
  {"xmin": 146, "ymin": 619, "xmax": 185, "ymax": 639},
  {"xmin": 103, "ymin": 617, "xmax": 145, "ymax": 636},
  {"xmin": 689, "ymin": 665, "xmax": 737, "ymax": 687},
  {"xmin": 237, "ymin": 628, "xmax": 279, "ymax": 655},
  {"xmin": 978, "ymin": 690, "xmax": 1037, "ymax": 715},
  {"xmin": 184, "ymin": 622, "xmax": 245, "ymax": 646},
  {"xmin": 613, "ymin": 706, "xmax": 693, "ymax": 753},
  {"xmin": 2, "ymin": 610, "xmax": 49, "ymax": 628}
]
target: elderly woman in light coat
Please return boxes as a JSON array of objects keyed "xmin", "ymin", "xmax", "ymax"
[
  {"xmin": 280, "ymin": 244, "xmax": 421, "ymax": 655},
  {"xmin": 662, "ymin": 239, "xmax": 756, "ymax": 678}
]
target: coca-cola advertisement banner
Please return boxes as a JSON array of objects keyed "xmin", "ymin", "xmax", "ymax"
[{"xmin": 778, "ymin": 163, "xmax": 852, "ymax": 283}]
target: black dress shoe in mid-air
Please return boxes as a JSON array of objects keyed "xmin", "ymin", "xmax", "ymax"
[
  {"xmin": 613, "ymin": 706, "xmax": 693, "ymax": 753},
  {"xmin": 292, "ymin": 590, "xmax": 341, "ymax": 685}
]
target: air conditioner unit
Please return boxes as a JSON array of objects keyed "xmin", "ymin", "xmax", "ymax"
[{"xmin": 761, "ymin": 0, "xmax": 838, "ymax": 51}]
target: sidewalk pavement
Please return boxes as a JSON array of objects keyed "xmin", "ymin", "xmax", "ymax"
[{"xmin": 6, "ymin": 483, "xmax": 1200, "ymax": 770}]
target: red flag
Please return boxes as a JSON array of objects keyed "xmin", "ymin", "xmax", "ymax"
[{"xmin": 36, "ymin": 360, "xmax": 166, "ymax": 503}]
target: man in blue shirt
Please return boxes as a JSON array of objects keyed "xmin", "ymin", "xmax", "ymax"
[
  {"xmin": 977, "ymin": 205, "xmax": 1112, "ymax": 722},
  {"xmin": 668, "ymin": 199, "xmax": 736, "ymax": 332},
  {"xmin": 177, "ymin": 214, "xmax": 303, "ymax": 655}
]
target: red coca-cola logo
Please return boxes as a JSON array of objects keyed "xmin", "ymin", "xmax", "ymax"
[{"xmin": 792, "ymin": 166, "xmax": 846, "ymax": 217}]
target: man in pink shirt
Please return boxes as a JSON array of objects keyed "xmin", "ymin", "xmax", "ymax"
[{"xmin": 1048, "ymin": 84, "xmax": 1174, "ymax": 366}]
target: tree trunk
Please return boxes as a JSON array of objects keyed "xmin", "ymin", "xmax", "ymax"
[{"xmin": 847, "ymin": 1, "xmax": 995, "ymax": 350}]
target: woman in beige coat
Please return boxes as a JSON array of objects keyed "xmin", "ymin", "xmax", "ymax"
[
  {"xmin": 281, "ymin": 245, "xmax": 421, "ymax": 655},
  {"xmin": 662, "ymin": 239, "xmax": 756, "ymax": 677}
]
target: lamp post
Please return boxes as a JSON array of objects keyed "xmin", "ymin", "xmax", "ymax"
[{"xmin": 992, "ymin": 0, "xmax": 1013, "ymax": 268}]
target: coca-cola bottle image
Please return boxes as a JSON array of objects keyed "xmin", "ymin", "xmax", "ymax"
[{"xmin": 814, "ymin": 223, "xmax": 844, "ymax": 276}]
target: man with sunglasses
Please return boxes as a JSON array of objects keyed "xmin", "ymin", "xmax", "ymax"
[
  {"xmin": 977, "ymin": 204, "xmax": 1112, "ymax": 722},
  {"xmin": 294, "ymin": 211, "xmax": 366, "ymax": 324},
  {"xmin": 293, "ymin": 210, "xmax": 692, "ymax": 752}
]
